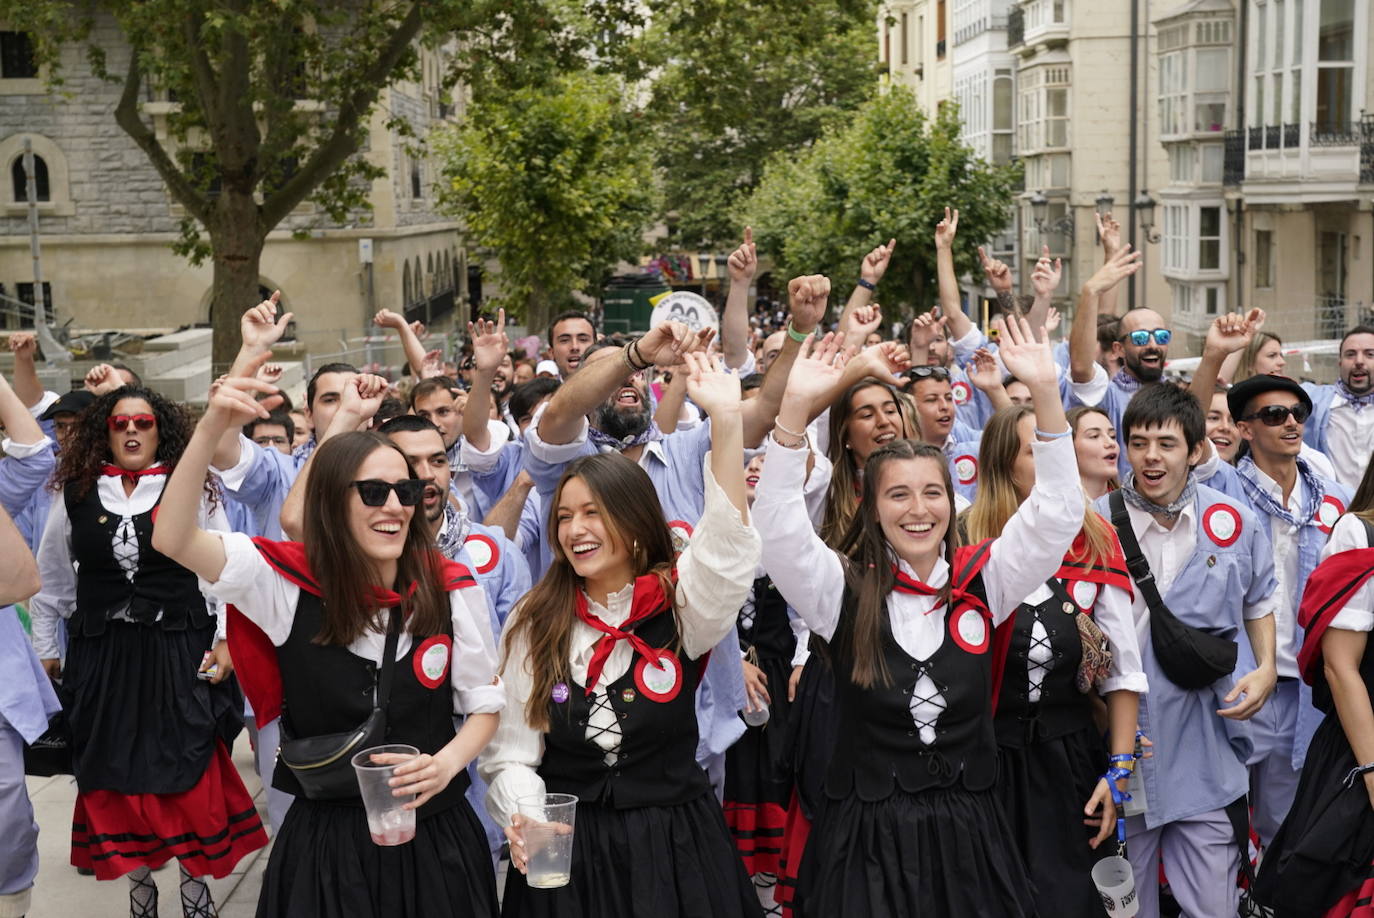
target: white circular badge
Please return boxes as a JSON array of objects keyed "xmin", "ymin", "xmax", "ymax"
[
  {"xmin": 1071, "ymin": 581, "xmax": 1099, "ymax": 611},
  {"xmin": 649, "ymin": 292, "xmax": 719, "ymax": 333},
  {"xmin": 954, "ymin": 455, "xmax": 978, "ymax": 485}
]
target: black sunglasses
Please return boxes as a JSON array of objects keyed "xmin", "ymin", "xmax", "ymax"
[
  {"xmin": 350, "ymin": 478, "xmax": 428, "ymax": 507},
  {"xmin": 1241, "ymin": 403, "xmax": 1311, "ymax": 426},
  {"xmin": 907, "ymin": 366, "xmax": 951, "ymax": 382}
]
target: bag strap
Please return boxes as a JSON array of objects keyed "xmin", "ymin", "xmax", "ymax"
[
  {"xmin": 1045, "ymin": 576, "xmax": 1080, "ymax": 614},
  {"xmin": 1107, "ymin": 490, "xmax": 1179, "ymax": 628},
  {"xmin": 1224, "ymin": 795, "xmax": 1262, "ymax": 894},
  {"xmin": 375, "ymin": 607, "xmax": 403, "ymax": 719}
]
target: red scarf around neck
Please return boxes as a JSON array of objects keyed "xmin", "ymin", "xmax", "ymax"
[
  {"xmin": 101, "ymin": 463, "xmax": 170, "ymax": 486},
  {"xmin": 575, "ymin": 570, "xmax": 676, "ymax": 696}
]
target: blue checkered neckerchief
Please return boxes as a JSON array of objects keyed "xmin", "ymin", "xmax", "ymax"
[
  {"xmin": 1336, "ymin": 379, "xmax": 1374, "ymax": 411},
  {"xmin": 1236, "ymin": 455, "xmax": 1323, "ymax": 531},
  {"xmin": 1120, "ymin": 472, "xmax": 1197, "ymax": 524}
]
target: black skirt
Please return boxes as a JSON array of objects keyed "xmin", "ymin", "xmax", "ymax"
[
  {"xmin": 778, "ymin": 656, "xmax": 839, "ymax": 821},
  {"xmin": 1253, "ymin": 712, "xmax": 1374, "ymax": 918},
  {"xmin": 996, "ymin": 725, "xmax": 1111, "ymax": 916},
  {"xmin": 501, "ymin": 791, "xmax": 761, "ymax": 918},
  {"xmin": 257, "ymin": 797, "xmax": 499, "ymax": 918},
  {"xmin": 724, "ymin": 654, "xmax": 795, "ymax": 876},
  {"xmin": 796, "ymin": 786, "xmax": 1037, "ymax": 918},
  {"xmin": 64, "ymin": 618, "xmax": 242, "ymax": 794}
]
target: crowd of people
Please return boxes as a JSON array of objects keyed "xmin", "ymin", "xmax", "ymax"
[{"xmin": 2, "ymin": 206, "xmax": 1374, "ymax": 918}]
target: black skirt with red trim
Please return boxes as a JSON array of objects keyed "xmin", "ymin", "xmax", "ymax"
[
  {"xmin": 723, "ymin": 653, "xmax": 795, "ymax": 877},
  {"xmin": 772, "ymin": 656, "xmax": 838, "ymax": 916}
]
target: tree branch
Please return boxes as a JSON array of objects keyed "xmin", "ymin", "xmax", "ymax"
[
  {"xmin": 182, "ymin": 8, "xmax": 221, "ymax": 129},
  {"xmin": 113, "ymin": 48, "xmax": 212, "ymax": 224},
  {"xmin": 260, "ymin": 2, "xmax": 424, "ymax": 226}
]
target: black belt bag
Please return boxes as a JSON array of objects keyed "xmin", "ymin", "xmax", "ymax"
[
  {"xmin": 278, "ymin": 608, "xmax": 400, "ymax": 801},
  {"xmin": 1109, "ymin": 491, "xmax": 1237, "ymax": 690}
]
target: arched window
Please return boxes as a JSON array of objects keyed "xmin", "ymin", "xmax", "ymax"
[
  {"xmin": 10, "ymin": 153, "xmax": 48, "ymax": 202},
  {"xmin": 442, "ymin": 251, "xmax": 452, "ymax": 290},
  {"xmin": 402, "ymin": 261, "xmax": 413, "ymax": 306},
  {"xmin": 413, "ymin": 257, "xmax": 423, "ymax": 299}
]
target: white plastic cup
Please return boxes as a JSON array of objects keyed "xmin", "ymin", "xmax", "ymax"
[
  {"xmin": 517, "ymin": 793, "xmax": 578, "ymax": 889},
  {"xmin": 742, "ymin": 704, "xmax": 770, "ymax": 727},
  {"xmin": 1092, "ymin": 855, "xmax": 1140, "ymax": 916},
  {"xmin": 352, "ymin": 744, "xmax": 419, "ymax": 846}
]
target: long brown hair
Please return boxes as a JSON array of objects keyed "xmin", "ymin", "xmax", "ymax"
[
  {"xmin": 822, "ymin": 379, "xmax": 909, "ymax": 546},
  {"xmin": 502, "ymin": 453, "xmax": 677, "ymax": 731},
  {"xmin": 965, "ymin": 406, "xmax": 1116, "ymax": 566},
  {"xmin": 833, "ymin": 439, "xmax": 957, "ymax": 689},
  {"xmin": 303, "ymin": 432, "xmax": 448, "ymax": 645},
  {"xmin": 1350, "ymin": 451, "xmax": 1374, "ymax": 525}
]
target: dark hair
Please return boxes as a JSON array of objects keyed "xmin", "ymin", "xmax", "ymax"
[
  {"xmin": 547, "ymin": 310, "xmax": 596, "ymax": 344},
  {"xmin": 833, "ymin": 440, "xmax": 956, "ymax": 688},
  {"xmin": 408, "ymin": 377, "xmax": 457, "ymax": 408},
  {"xmin": 373, "ymin": 396, "xmax": 409, "ymax": 426},
  {"xmin": 244, "ymin": 410, "xmax": 294, "ymax": 445},
  {"xmin": 51, "ymin": 385, "xmax": 215, "ymax": 504},
  {"xmin": 509, "ymin": 377, "xmax": 561, "ymax": 425},
  {"xmin": 306, "ymin": 362, "xmax": 358, "ymax": 410},
  {"xmin": 1121, "ymin": 383, "xmax": 1205, "ymax": 453},
  {"xmin": 378, "ymin": 414, "xmax": 443, "ymax": 437},
  {"xmin": 109, "ymin": 362, "xmax": 143, "ymax": 387},
  {"xmin": 302, "ymin": 431, "xmax": 448, "ymax": 646},
  {"xmin": 579, "ymin": 339, "xmax": 622, "ymax": 365},
  {"xmin": 1349, "ymin": 450, "xmax": 1374, "ymax": 523},
  {"xmin": 822, "ymin": 379, "xmax": 908, "ymax": 546},
  {"xmin": 502, "ymin": 452, "xmax": 676, "ymax": 730},
  {"xmin": 740, "ymin": 372, "xmax": 766, "ymax": 393},
  {"xmin": 1097, "ymin": 316, "xmax": 1121, "ymax": 351},
  {"xmin": 1340, "ymin": 325, "xmax": 1374, "ymax": 351}
]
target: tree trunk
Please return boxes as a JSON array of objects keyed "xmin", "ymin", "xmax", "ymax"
[
  {"xmin": 207, "ymin": 189, "xmax": 267, "ymax": 371},
  {"xmin": 526, "ymin": 283, "xmax": 551, "ymax": 342}
]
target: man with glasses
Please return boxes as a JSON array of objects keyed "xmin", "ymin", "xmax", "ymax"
[
  {"xmin": 243, "ymin": 411, "xmax": 293, "ymax": 457},
  {"xmin": 1228, "ymin": 374, "xmax": 1352, "ymax": 849},
  {"xmin": 1301, "ymin": 325, "xmax": 1374, "ymax": 491}
]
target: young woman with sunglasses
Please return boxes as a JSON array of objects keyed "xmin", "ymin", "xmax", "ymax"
[
  {"xmin": 963, "ymin": 404, "xmax": 1145, "ymax": 915},
  {"xmin": 27, "ymin": 386, "xmax": 267, "ymax": 917},
  {"xmin": 481, "ymin": 352, "xmax": 763, "ymax": 917},
  {"xmin": 152, "ymin": 366, "xmax": 504, "ymax": 918},
  {"xmin": 754, "ymin": 317, "xmax": 1086, "ymax": 916}
]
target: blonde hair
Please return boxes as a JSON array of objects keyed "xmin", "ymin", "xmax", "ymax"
[
  {"xmin": 1234, "ymin": 331, "xmax": 1283, "ymax": 383},
  {"xmin": 965, "ymin": 406, "xmax": 1117, "ymax": 567}
]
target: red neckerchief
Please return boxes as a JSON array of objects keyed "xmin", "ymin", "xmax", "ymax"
[
  {"xmin": 227, "ymin": 538, "xmax": 477, "ymax": 727},
  {"xmin": 576, "ymin": 570, "xmax": 676, "ymax": 696},
  {"xmin": 1297, "ymin": 547, "xmax": 1374, "ymax": 685},
  {"xmin": 891, "ymin": 565, "xmax": 992, "ymax": 619},
  {"xmin": 1053, "ymin": 526, "xmax": 1135, "ymax": 607},
  {"xmin": 101, "ymin": 463, "xmax": 170, "ymax": 486}
]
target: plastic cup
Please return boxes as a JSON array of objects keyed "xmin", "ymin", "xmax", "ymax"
[
  {"xmin": 352, "ymin": 744, "xmax": 419, "ymax": 846},
  {"xmin": 1092, "ymin": 855, "xmax": 1139, "ymax": 916},
  {"xmin": 517, "ymin": 793, "xmax": 578, "ymax": 889}
]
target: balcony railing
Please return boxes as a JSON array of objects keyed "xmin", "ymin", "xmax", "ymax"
[
  {"xmin": 1223, "ymin": 129, "xmax": 1245, "ymax": 185},
  {"xmin": 1248, "ymin": 126, "xmax": 1263, "ymax": 150},
  {"xmin": 1361, "ymin": 112, "xmax": 1374, "ymax": 183},
  {"xmin": 1007, "ymin": 5, "xmax": 1025, "ymax": 47},
  {"xmin": 1265, "ymin": 125, "xmax": 1280, "ymax": 148},
  {"xmin": 1311, "ymin": 121, "xmax": 1359, "ymax": 146},
  {"xmin": 1283, "ymin": 123, "xmax": 1300, "ymax": 147}
]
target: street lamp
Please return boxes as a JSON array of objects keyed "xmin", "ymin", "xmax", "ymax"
[
  {"xmin": 1030, "ymin": 190, "xmax": 1075, "ymax": 242},
  {"xmin": 696, "ymin": 252, "xmax": 711, "ymax": 280},
  {"xmin": 1095, "ymin": 191, "xmax": 1115, "ymax": 217},
  {"xmin": 1133, "ymin": 190, "xmax": 1161, "ymax": 244}
]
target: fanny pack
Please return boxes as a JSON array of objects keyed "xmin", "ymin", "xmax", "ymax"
[
  {"xmin": 278, "ymin": 607, "xmax": 400, "ymax": 801},
  {"xmin": 1108, "ymin": 491, "xmax": 1237, "ymax": 690}
]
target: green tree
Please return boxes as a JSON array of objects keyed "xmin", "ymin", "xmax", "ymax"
[
  {"xmin": 643, "ymin": 0, "xmax": 878, "ymax": 250},
  {"xmin": 0, "ymin": 0, "xmax": 643, "ymax": 366},
  {"xmin": 433, "ymin": 72, "xmax": 656, "ymax": 333},
  {"xmin": 743, "ymin": 88, "xmax": 1020, "ymax": 316}
]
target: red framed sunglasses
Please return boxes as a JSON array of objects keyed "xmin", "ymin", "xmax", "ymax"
[{"xmin": 107, "ymin": 414, "xmax": 157, "ymax": 432}]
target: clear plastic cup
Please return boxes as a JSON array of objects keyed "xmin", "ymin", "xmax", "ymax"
[
  {"xmin": 1092, "ymin": 855, "xmax": 1139, "ymax": 916},
  {"xmin": 352, "ymin": 744, "xmax": 419, "ymax": 846},
  {"xmin": 517, "ymin": 793, "xmax": 578, "ymax": 889}
]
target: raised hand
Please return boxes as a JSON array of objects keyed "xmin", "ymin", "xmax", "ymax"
[
  {"xmin": 845, "ymin": 303, "xmax": 883, "ymax": 342},
  {"xmin": 934, "ymin": 207, "xmax": 959, "ymax": 250},
  {"xmin": 205, "ymin": 353, "xmax": 282, "ymax": 430},
  {"xmin": 1204, "ymin": 308, "xmax": 1266, "ymax": 356},
  {"xmin": 373, "ymin": 308, "xmax": 407, "ymax": 331},
  {"xmin": 860, "ymin": 239, "xmax": 897, "ymax": 285},
  {"xmin": 728, "ymin": 227, "xmax": 758, "ymax": 284},
  {"xmin": 1085, "ymin": 245, "xmax": 1143, "ymax": 296},
  {"xmin": 788, "ymin": 275, "xmax": 831, "ymax": 332},
  {"xmin": 468, "ymin": 308, "xmax": 510, "ymax": 373},
  {"xmin": 907, "ymin": 311, "xmax": 949, "ymax": 350},
  {"xmin": 1044, "ymin": 306, "xmax": 1063, "ymax": 336},
  {"xmin": 241, "ymin": 290, "xmax": 293, "ymax": 352},
  {"xmin": 851, "ymin": 340, "xmax": 910, "ymax": 386},
  {"xmin": 1031, "ymin": 245, "xmax": 1063, "ymax": 297},
  {"xmin": 8, "ymin": 332, "xmax": 36, "ymax": 358},
  {"xmin": 335, "ymin": 373, "xmax": 389, "ymax": 432},
  {"xmin": 635, "ymin": 321, "xmax": 693, "ymax": 369},
  {"xmin": 978, "ymin": 246, "xmax": 1013, "ymax": 294},
  {"xmin": 682, "ymin": 351, "xmax": 741, "ymax": 418},
  {"xmin": 783, "ymin": 332, "xmax": 849, "ymax": 405},
  {"xmin": 409, "ymin": 320, "xmax": 427, "ymax": 340},
  {"xmin": 420, "ymin": 349, "xmax": 445, "ymax": 379},
  {"xmin": 83, "ymin": 363, "xmax": 123, "ymax": 395},
  {"xmin": 966, "ymin": 348, "xmax": 1004, "ymax": 393},
  {"xmin": 993, "ymin": 314, "xmax": 1056, "ymax": 389},
  {"xmin": 257, "ymin": 362, "xmax": 284, "ymax": 385},
  {"xmin": 1096, "ymin": 211, "xmax": 1122, "ymax": 257}
]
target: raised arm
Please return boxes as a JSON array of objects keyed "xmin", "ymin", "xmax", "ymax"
[
  {"xmin": 482, "ymin": 470, "xmax": 535, "ymax": 541},
  {"xmin": 0, "ymin": 369, "xmax": 45, "ymax": 447},
  {"xmin": 152, "ymin": 361, "xmax": 281, "ymax": 582},
  {"xmin": 374, "ymin": 309, "xmax": 431, "ymax": 383},
  {"xmin": 738, "ymin": 275, "xmax": 830, "ymax": 446},
  {"xmin": 722, "ymin": 228, "xmax": 757, "ymax": 370},
  {"xmin": 212, "ymin": 295, "xmax": 296, "ymax": 470},
  {"xmin": 836, "ymin": 238, "xmax": 895, "ymax": 333},
  {"xmin": 978, "ymin": 245, "xmax": 1017, "ymax": 320},
  {"xmin": 966, "ymin": 347, "xmax": 1012, "ymax": 412},
  {"xmin": 1026, "ymin": 245, "xmax": 1062, "ymax": 339},
  {"xmin": 1095, "ymin": 212, "xmax": 1124, "ymax": 318},
  {"xmin": 8, "ymin": 333, "xmax": 43, "ymax": 408},
  {"xmin": 1069, "ymin": 246, "xmax": 1142, "ymax": 383},
  {"xmin": 1187, "ymin": 310, "xmax": 1264, "ymax": 405},
  {"xmin": 934, "ymin": 208, "xmax": 974, "ymax": 342},
  {"xmin": 463, "ymin": 309, "xmax": 509, "ymax": 453},
  {"xmin": 0, "ymin": 503, "xmax": 39, "ymax": 605}
]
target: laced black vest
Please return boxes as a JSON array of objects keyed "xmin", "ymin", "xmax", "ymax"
[{"xmin": 993, "ymin": 579, "xmax": 1094, "ymax": 748}]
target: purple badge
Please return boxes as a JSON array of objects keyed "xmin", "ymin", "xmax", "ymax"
[{"xmin": 552, "ymin": 682, "xmax": 570, "ymax": 704}]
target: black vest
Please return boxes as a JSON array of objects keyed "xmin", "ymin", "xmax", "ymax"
[
  {"xmin": 994, "ymin": 580, "xmax": 1094, "ymax": 748},
  {"xmin": 539, "ymin": 609, "xmax": 711, "ymax": 808},
  {"xmin": 738, "ymin": 575, "xmax": 797, "ymax": 663},
  {"xmin": 825, "ymin": 571, "xmax": 999, "ymax": 802},
  {"xmin": 272, "ymin": 590, "xmax": 468, "ymax": 815},
  {"xmin": 65, "ymin": 484, "xmax": 208, "ymax": 636}
]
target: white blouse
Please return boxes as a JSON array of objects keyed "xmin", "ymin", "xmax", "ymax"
[
  {"xmin": 1321, "ymin": 513, "xmax": 1374, "ymax": 633},
  {"xmin": 28, "ymin": 475, "xmax": 228, "ymax": 660},
  {"xmin": 480, "ymin": 457, "xmax": 761, "ymax": 827},
  {"xmin": 207, "ymin": 532, "xmax": 505, "ymax": 717}
]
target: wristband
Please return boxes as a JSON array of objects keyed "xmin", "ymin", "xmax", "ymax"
[
  {"xmin": 1034, "ymin": 427, "xmax": 1072, "ymax": 440},
  {"xmin": 624, "ymin": 340, "xmax": 650, "ymax": 372},
  {"xmin": 773, "ymin": 419, "xmax": 807, "ymax": 441},
  {"xmin": 1108, "ymin": 753, "xmax": 1136, "ymax": 772},
  {"xmin": 1343, "ymin": 763, "xmax": 1374, "ymax": 788},
  {"xmin": 786, "ymin": 321, "xmax": 812, "ymax": 343},
  {"xmin": 1103, "ymin": 767, "xmax": 1134, "ymax": 804},
  {"xmin": 856, "ymin": 278, "xmax": 876, "ymax": 291}
]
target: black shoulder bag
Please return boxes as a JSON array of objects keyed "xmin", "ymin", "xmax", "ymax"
[
  {"xmin": 278, "ymin": 607, "xmax": 402, "ymax": 800},
  {"xmin": 1107, "ymin": 491, "xmax": 1238, "ymax": 690}
]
